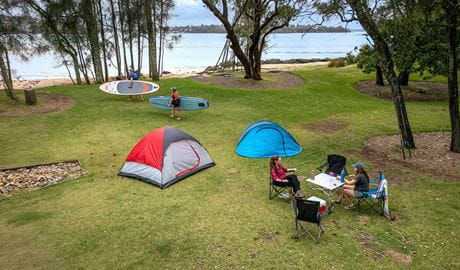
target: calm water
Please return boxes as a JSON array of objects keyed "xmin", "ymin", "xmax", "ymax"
[{"xmin": 10, "ymin": 32, "xmax": 367, "ymax": 79}]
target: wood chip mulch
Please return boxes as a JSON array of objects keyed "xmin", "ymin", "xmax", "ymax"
[{"xmin": 0, "ymin": 161, "xmax": 88, "ymax": 196}]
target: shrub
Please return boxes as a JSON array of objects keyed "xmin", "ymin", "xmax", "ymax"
[{"xmin": 328, "ymin": 59, "xmax": 346, "ymax": 68}]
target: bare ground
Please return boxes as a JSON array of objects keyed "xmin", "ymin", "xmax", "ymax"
[
  {"xmin": 352, "ymin": 132, "xmax": 459, "ymax": 182},
  {"xmin": 190, "ymin": 71, "xmax": 304, "ymax": 90},
  {"xmin": 356, "ymin": 80, "xmax": 449, "ymax": 101},
  {"xmin": 0, "ymin": 92, "xmax": 75, "ymax": 116},
  {"xmin": 303, "ymin": 119, "xmax": 458, "ymax": 183},
  {"xmin": 302, "ymin": 118, "xmax": 349, "ymax": 133}
]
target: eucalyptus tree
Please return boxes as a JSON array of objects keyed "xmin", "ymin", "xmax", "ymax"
[
  {"xmin": 315, "ymin": 0, "xmax": 415, "ymax": 148},
  {"xmin": 81, "ymin": 0, "xmax": 103, "ymax": 83},
  {"xmin": 202, "ymin": 0, "xmax": 309, "ymax": 80},
  {"xmin": 109, "ymin": 0, "xmax": 123, "ymax": 79},
  {"xmin": 442, "ymin": 0, "xmax": 459, "ymax": 152},
  {"xmin": 157, "ymin": 0, "xmax": 175, "ymax": 76},
  {"xmin": 144, "ymin": 0, "xmax": 159, "ymax": 80},
  {"xmin": 96, "ymin": 0, "xmax": 109, "ymax": 82}
]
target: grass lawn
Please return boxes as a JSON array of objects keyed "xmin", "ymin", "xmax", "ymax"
[{"xmin": 0, "ymin": 65, "xmax": 458, "ymax": 269}]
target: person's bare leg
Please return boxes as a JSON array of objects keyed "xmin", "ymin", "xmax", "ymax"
[
  {"xmin": 343, "ymin": 189, "xmax": 355, "ymax": 206},
  {"xmin": 129, "ymin": 78, "xmax": 133, "ymax": 88}
]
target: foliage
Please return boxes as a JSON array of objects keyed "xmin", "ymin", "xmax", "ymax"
[
  {"xmin": 344, "ymin": 51, "xmax": 356, "ymax": 65},
  {"xmin": 355, "ymin": 44, "xmax": 379, "ymax": 74}
]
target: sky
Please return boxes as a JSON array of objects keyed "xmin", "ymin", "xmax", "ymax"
[{"xmin": 171, "ymin": 0, "xmax": 363, "ymax": 30}]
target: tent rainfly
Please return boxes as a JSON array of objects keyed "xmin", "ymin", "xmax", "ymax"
[
  {"xmin": 236, "ymin": 120, "xmax": 302, "ymax": 158},
  {"xmin": 118, "ymin": 127, "xmax": 215, "ymax": 189}
]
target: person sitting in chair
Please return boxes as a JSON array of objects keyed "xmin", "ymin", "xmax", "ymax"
[
  {"xmin": 270, "ymin": 156, "xmax": 303, "ymax": 198},
  {"xmin": 335, "ymin": 162, "xmax": 369, "ymax": 209}
]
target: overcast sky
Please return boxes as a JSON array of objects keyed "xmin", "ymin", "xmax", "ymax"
[{"xmin": 171, "ymin": 0, "xmax": 363, "ymax": 29}]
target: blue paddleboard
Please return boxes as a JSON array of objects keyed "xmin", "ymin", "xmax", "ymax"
[{"xmin": 149, "ymin": 96, "xmax": 209, "ymax": 111}]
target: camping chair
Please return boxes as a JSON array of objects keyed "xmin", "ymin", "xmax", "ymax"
[
  {"xmin": 316, "ymin": 154, "xmax": 347, "ymax": 176},
  {"xmin": 291, "ymin": 198, "xmax": 326, "ymax": 243},
  {"xmin": 269, "ymin": 167, "xmax": 295, "ymax": 201},
  {"xmin": 356, "ymin": 172, "xmax": 389, "ymax": 217}
]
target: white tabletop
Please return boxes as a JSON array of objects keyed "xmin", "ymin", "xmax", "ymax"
[{"xmin": 306, "ymin": 173, "xmax": 344, "ymax": 191}]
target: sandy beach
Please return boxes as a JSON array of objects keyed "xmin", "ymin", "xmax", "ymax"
[{"xmin": 3, "ymin": 62, "xmax": 328, "ymax": 89}]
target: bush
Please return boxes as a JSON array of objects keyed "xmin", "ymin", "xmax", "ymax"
[
  {"xmin": 328, "ymin": 59, "xmax": 346, "ymax": 68},
  {"xmin": 345, "ymin": 52, "xmax": 357, "ymax": 65}
]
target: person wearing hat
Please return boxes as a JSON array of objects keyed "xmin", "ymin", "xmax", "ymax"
[
  {"xmin": 168, "ymin": 87, "xmax": 181, "ymax": 120},
  {"xmin": 335, "ymin": 162, "xmax": 369, "ymax": 209}
]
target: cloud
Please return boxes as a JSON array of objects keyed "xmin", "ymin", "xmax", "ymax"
[
  {"xmin": 172, "ymin": 2, "xmax": 220, "ymax": 26},
  {"xmin": 175, "ymin": 0, "xmax": 200, "ymax": 7}
]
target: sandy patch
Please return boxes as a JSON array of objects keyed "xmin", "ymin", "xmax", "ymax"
[{"xmin": 191, "ymin": 71, "xmax": 303, "ymax": 90}]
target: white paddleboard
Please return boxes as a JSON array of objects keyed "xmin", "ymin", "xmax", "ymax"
[{"xmin": 99, "ymin": 80, "xmax": 160, "ymax": 95}]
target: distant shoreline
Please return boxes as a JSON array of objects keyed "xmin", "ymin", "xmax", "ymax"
[{"xmin": 3, "ymin": 61, "xmax": 332, "ymax": 89}]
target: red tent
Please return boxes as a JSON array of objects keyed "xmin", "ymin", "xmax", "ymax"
[{"xmin": 118, "ymin": 127, "xmax": 215, "ymax": 189}]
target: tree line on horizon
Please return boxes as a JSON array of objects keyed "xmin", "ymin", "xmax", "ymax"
[
  {"xmin": 170, "ymin": 24, "xmax": 351, "ymax": 33},
  {"xmin": 0, "ymin": 0, "xmax": 458, "ymax": 152}
]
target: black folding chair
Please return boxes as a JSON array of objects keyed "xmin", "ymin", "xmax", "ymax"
[
  {"xmin": 316, "ymin": 154, "xmax": 347, "ymax": 176},
  {"xmin": 269, "ymin": 167, "xmax": 293, "ymax": 201},
  {"xmin": 291, "ymin": 198, "xmax": 326, "ymax": 243}
]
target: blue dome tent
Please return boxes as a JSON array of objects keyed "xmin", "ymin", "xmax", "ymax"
[{"xmin": 236, "ymin": 120, "xmax": 302, "ymax": 158}]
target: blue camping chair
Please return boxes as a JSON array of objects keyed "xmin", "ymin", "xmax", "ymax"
[{"xmin": 356, "ymin": 172, "xmax": 389, "ymax": 216}]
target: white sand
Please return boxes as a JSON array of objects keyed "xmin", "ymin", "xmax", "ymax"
[{"xmin": 3, "ymin": 62, "xmax": 328, "ymax": 89}]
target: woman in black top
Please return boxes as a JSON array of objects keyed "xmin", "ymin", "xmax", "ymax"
[{"xmin": 335, "ymin": 162, "xmax": 369, "ymax": 209}]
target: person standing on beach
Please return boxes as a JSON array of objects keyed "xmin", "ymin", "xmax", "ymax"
[{"xmin": 168, "ymin": 87, "xmax": 181, "ymax": 120}]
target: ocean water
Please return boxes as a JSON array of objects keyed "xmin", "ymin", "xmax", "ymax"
[{"xmin": 9, "ymin": 32, "xmax": 368, "ymax": 79}]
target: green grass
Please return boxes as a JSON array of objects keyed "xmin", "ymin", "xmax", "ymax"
[{"xmin": 0, "ymin": 65, "xmax": 459, "ymax": 269}]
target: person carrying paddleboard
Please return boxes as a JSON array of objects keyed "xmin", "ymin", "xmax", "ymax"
[
  {"xmin": 128, "ymin": 68, "xmax": 139, "ymax": 88},
  {"xmin": 168, "ymin": 87, "xmax": 181, "ymax": 120}
]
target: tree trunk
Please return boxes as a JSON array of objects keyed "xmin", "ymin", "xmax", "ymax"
[
  {"xmin": 202, "ymin": 0, "xmax": 254, "ymax": 79},
  {"xmin": 75, "ymin": 37, "xmax": 90, "ymax": 84},
  {"xmin": 376, "ymin": 66, "xmax": 384, "ymax": 86},
  {"xmin": 145, "ymin": 0, "xmax": 158, "ymax": 80},
  {"xmin": 117, "ymin": 0, "xmax": 129, "ymax": 76},
  {"xmin": 97, "ymin": 0, "xmax": 110, "ymax": 82},
  {"xmin": 444, "ymin": 0, "xmax": 460, "ymax": 152},
  {"xmin": 126, "ymin": 2, "xmax": 135, "ymax": 69},
  {"xmin": 398, "ymin": 69, "xmax": 410, "ymax": 86},
  {"xmin": 24, "ymin": 89, "xmax": 37, "ymax": 105},
  {"xmin": 136, "ymin": 1, "xmax": 143, "ymax": 74},
  {"xmin": 82, "ymin": 0, "xmax": 104, "ymax": 83},
  {"xmin": 0, "ymin": 46, "xmax": 18, "ymax": 101},
  {"xmin": 347, "ymin": 0, "xmax": 415, "ymax": 148},
  {"xmin": 109, "ymin": 0, "xmax": 123, "ymax": 79}
]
